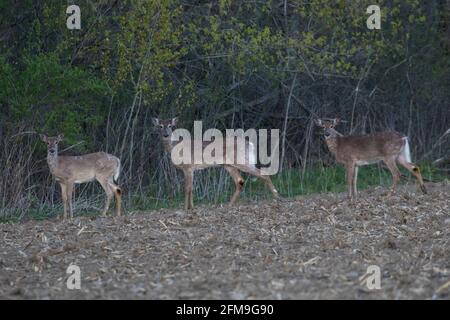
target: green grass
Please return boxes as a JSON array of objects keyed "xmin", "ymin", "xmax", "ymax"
[
  {"xmin": 228, "ymin": 160, "xmax": 444, "ymax": 201},
  {"xmin": 0, "ymin": 161, "xmax": 446, "ymax": 223},
  {"xmin": 272, "ymin": 161, "xmax": 443, "ymax": 198},
  {"xmin": 135, "ymin": 160, "xmax": 445, "ymax": 207}
]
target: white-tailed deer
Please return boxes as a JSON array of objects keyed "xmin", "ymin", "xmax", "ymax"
[
  {"xmin": 315, "ymin": 118, "xmax": 427, "ymax": 198},
  {"xmin": 40, "ymin": 134, "xmax": 122, "ymax": 219},
  {"xmin": 152, "ymin": 118, "xmax": 279, "ymax": 209}
]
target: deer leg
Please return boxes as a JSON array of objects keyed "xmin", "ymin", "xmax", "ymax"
[
  {"xmin": 189, "ymin": 184, "xmax": 194, "ymax": 209},
  {"xmin": 59, "ymin": 183, "xmax": 68, "ymax": 220},
  {"xmin": 98, "ymin": 179, "xmax": 113, "ymax": 216},
  {"xmin": 346, "ymin": 163, "xmax": 355, "ymax": 199},
  {"xmin": 109, "ymin": 180, "xmax": 122, "ymax": 216},
  {"xmin": 397, "ymin": 155, "xmax": 427, "ymax": 194},
  {"xmin": 66, "ymin": 183, "xmax": 74, "ymax": 219},
  {"xmin": 261, "ymin": 175, "xmax": 279, "ymax": 198},
  {"xmin": 352, "ymin": 166, "xmax": 359, "ymax": 198},
  {"xmin": 184, "ymin": 170, "xmax": 194, "ymax": 210},
  {"xmin": 184, "ymin": 179, "xmax": 190, "ymax": 210},
  {"xmin": 383, "ymin": 158, "xmax": 401, "ymax": 195},
  {"xmin": 224, "ymin": 166, "xmax": 244, "ymax": 205},
  {"xmin": 236, "ymin": 165, "xmax": 279, "ymax": 198}
]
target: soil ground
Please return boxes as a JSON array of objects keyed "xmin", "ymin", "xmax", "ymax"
[{"xmin": 1, "ymin": 182, "xmax": 449, "ymax": 299}]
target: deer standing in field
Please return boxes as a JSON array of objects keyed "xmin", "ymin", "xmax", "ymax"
[
  {"xmin": 315, "ymin": 118, "xmax": 427, "ymax": 199},
  {"xmin": 40, "ymin": 134, "xmax": 122, "ymax": 219},
  {"xmin": 152, "ymin": 118, "xmax": 280, "ymax": 210}
]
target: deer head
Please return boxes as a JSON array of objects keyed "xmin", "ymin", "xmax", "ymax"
[
  {"xmin": 315, "ymin": 118, "xmax": 342, "ymax": 139},
  {"xmin": 40, "ymin": 134, "xmax": 64, "ymax": 155},
  {"xmin": 152, "ymin": 117, "xmax": 178, "ymax": 140}
]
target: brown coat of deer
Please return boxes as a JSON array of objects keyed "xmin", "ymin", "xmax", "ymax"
[
  {"xmin": 40, "ymin": 134, "xmax": 122, "ymax": 219},
  {"xmin": 315, "ymin": 119, "xmax": 427, "ymax": 198},
  {"xmin": 152, "ymin": 118, "xmax": 279, "ymax": 210}
]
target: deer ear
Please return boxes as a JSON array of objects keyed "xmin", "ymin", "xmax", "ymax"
[
  {"xmin": 333, "ymin": 118, "xmax": 341, "ymax": 126},
  {"xmin": 171, "ymin": 117, "xmax": 178, "ymax": 126},
  {"xmin": 314, "ymin": 119, "xmax": 323, "ymax": 127},
  {"xmin": 152, "ymin": 118, "xmax": 160, "ymax": 126},
  {"xmin": 39, "ymin": 134, "xmax": 48, "ymax": 142},
  {"xmin": 57, "ymin": 134, "xmax": 64, "ymax": 142}
]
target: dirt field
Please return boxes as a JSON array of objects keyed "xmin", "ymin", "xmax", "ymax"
[{"xmin": 1, "ymin": 182, "xmax": 449, "ymax": 300}]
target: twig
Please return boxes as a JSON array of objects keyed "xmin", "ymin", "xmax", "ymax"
[
  {"xmin": 423, "ymin": 128, "xmax": 450, "ymax": 160},
  {"xmin": 60, "ymin": 141, "xmax": 85, "ymax": 153},
  {"xmin": 434, "ymin": 279, "xmax": 450, "ymax": 295},
  {"xmin": 22, "ymin": 237, "xmax": 34, "ymax": 251},
  {"xmin": 281, "ymin": 74, "xmax": 297, "ymax": 172},
  {"xmin": 9, "ymin": 131, "xmax": 37, "ymax": 140}
]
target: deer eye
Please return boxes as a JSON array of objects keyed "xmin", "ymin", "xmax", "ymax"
[
  {"xmin": 159, "ymin": 125, "xmax": 163, "ymax": 128},
  {"xmin": 168, "ymin": 124, "xmax": 172, "ymax": 128}
]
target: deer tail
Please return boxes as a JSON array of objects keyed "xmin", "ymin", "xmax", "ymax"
[
  {"xmin": 248, "ymin": 141, "xmax": 257, "ymax": 166},
  {"xmin": 113, "ymin": 159, "xmax": 121, "ymax": 185},
  {"xmin": 402, "ymin": 137, "xmax": 412, "ymax": 163}
]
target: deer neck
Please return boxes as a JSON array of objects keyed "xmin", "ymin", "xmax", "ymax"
[
  {"xmin": 162, "ymin": 137, "xmax": 176, "ymax": 154},
  {"xmin": 325, "ymin": 136, "xmax": 339, "ymax": 157},
  {"xmin": 324, "ymin": 129, "xmax": 344, "ymax": 157},
  {"xmin": 46, "ymin": 149, "xmax": 59, "ymax": 174}
]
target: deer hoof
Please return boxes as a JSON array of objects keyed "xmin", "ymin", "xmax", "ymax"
[
  {"xmin": 420, "ymin": 185, "xmax": 428, "ymax": 194},
  {"xmin": 274, "ymin": 196, "xmax": 285, "ymax": 203},
  {"xmin": 387, "ymin": 188, "xmax": 397, "ymax": 197}
]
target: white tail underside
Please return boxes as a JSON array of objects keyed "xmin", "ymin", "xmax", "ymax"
[
  {"xmin": 402, "ymin": 137, "xmax": 412, "ymax": 163},
  {"xmin": 248, "ymin": 142, "xmax": 257, "ymax": 165},
  {"xmin": 114, "ymin": 160, "xmax": 121, "ymax": 182}
]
